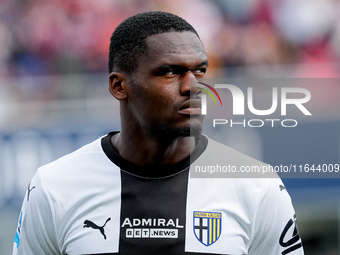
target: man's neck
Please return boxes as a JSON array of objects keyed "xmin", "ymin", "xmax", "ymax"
[{"xmin": 111, "ymin": 131, "xmax": 196, "ymax": 166}]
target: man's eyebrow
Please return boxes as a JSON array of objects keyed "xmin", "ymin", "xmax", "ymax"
[
  {"xmin": 157, "ymin": 64, "xmax": 180, "ymax": 69},
  {"xmin": 196, "ymin": 60, "xmax": 209, "ymax": 68}
]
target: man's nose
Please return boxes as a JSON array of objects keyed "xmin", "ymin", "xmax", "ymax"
[{"xmin": 180, "ymin": 71, "xmax": 200, "ymax": 96}]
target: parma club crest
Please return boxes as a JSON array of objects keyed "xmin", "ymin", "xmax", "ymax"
[{"xmin": 193, "ymin": 211, "xmax": 221, "ymax": 246}]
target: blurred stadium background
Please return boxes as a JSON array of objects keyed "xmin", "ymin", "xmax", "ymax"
[{"xmin": 1, "ymin": 0, "xmax": 340, "ymax": 254}]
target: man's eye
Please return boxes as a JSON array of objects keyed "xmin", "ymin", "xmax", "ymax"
[
  {"xmin": 193, "ymin": 69, "xmax": 206, "ymax": 75},
  {"xmin": 164, "ymin": 70, "xmax": 175, "ymax": 75}
]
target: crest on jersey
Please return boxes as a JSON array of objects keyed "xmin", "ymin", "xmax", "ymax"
[{"xmin": 193, "ymin": 211, "xmax": 221, "ymax": 246}]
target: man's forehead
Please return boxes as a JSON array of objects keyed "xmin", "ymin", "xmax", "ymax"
[
  {"xmin": 145, "ymin": 31, "xmax": 205, "ymax": 55},
  {"xmin": 142, "ymin": 31, "xmax": 207, "ymax": 68}
]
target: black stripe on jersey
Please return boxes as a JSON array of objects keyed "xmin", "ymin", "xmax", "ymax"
[
  {"xmin": 118, "ymin": 168, "xmax": 189, "ymax": 254},
  {"xmin": 101, "ymin": 132, "xmax": 207, "ymax": 178}
]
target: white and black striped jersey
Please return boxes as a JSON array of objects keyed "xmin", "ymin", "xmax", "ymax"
[{"xmin": 13, "ymin": 132, "xmax": 304, "ymax": 255}]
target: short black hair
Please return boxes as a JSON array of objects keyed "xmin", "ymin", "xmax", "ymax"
[{"xmin": 108, "ymin": 11, "xmax": 200, "ymax": 74}]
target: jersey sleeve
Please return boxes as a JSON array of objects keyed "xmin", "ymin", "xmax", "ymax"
[
  {"xmin": 13, "ymin": 171, "xmax": 60, "ymax": 255},
  {"xmin": 248, "ymin": 178, "xmax": 304, "ymax": 255}
]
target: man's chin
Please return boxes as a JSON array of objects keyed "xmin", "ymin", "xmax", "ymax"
[
  {"xmin": 190, "ymin": 126, "xmax": 202, "ymax": 138},
  {"xmin": 152, "ymin": 125, "xmax": 202, "ymax": 139},
  {"xmin": 176, "ymin": 126, "xmax": 202, "ymax": 138}
]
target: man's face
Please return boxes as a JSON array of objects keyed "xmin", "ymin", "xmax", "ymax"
[{"xmin": 124, "ymin": 31, "xmax": 208, "ymax": 138}]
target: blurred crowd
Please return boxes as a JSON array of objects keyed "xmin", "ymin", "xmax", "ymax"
[{"xmin": 0, "ymin": 0, "xmax": 340, "ymax": 78}]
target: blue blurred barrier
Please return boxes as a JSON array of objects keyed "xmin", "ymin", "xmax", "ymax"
[{"xmin": 0, "ymin": 127, "xmax": 112, "ymax": 208}]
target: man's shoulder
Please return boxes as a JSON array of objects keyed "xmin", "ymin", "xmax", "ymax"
[
  {"xmin": 204, "ymin": 136, "xmax": 262, "ymax": 163},
  {"xmin": 192, "ymin": 136, "xmax": 287, "ymax": 213},
  {"xmin": 36, "ymin": 136, "xmax": 109, "ymax": 180},
  {"xmin": 194, "ymin": 135, "xmax": 278, "ymax": 179}
]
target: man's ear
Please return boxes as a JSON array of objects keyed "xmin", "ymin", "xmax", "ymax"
[{"xmin": 109, "ymin": 72, "xmax": 128, "ymax": 101}]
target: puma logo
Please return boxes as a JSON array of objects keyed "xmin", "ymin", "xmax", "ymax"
[
  {"xmin": 27, "ymin": 182, "xmax": 36, "ymax": 201},
  {"xmin": 279, "ymin": 185, "xmax": 287, "ymax": 191},
  {"xmin": 83, "ymin": 218, "xmax": 111, "ymax": 240},
  {"xmin": 279, "ymin": 215, "xmax": 302, "ymax": 254}
]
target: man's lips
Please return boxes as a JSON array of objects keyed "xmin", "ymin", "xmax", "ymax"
[{"xmin": 178, "ymin": 99, "xmax": 202, "ymax": 115}]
